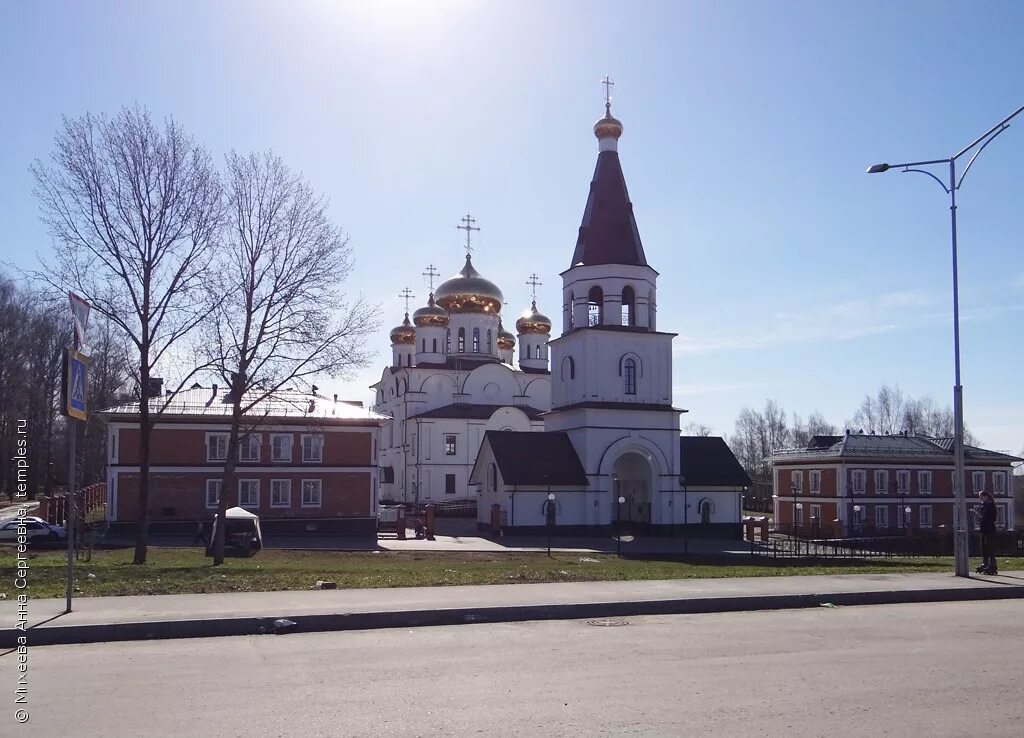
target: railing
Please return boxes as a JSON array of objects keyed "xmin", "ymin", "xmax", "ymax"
[
  {"xmin": 751, "ymin": 531, "xmax": 1024, "ymax": 561},
  {"xmin": 37, "ymin": 482, "xmax": 107, "ymax": 526}
]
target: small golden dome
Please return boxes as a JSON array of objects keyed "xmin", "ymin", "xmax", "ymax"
[
  {"xmin": 389, "ymin": 313, "xmax": 416, "ymax": 345},
  {"xmin": 435, "ymin": 255, "xmax": 504, "ymax": 314},
  {"xmin": 594, "ymin": 102, "xmax": 623, "ymax": 140},
  {"xmin": 516, "ymin": 300, "xmax": 552, "ymax": 335},
  {"xmin": 497, "ymin": 320, "xmax": 516, "ymax": 350},
  {"xmin": 412, "ymin": 293, "xmax": 449, "ymax": 327}
]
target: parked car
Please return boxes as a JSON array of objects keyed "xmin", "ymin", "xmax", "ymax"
[{"xmin": 0, "ymin": 516, "xmax": 67, "ymax": 545}]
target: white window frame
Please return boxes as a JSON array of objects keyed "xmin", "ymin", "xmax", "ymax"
[
  {"xmin": 271, "ymin": 433, "xmax": 293, "ymax": 463},
  {"xmin": 301, "ymin": 478, "xmax": 322, "ymax": 508},
  {"xmin": 997, "ymin": 504, "xmax": 1007, "ymax": 529},
  {"xmin": 810, "ymin": 503, "xmax": 822, "ymax": 525},
  {"xmin": 875, "ymin": 505, "xmax": 888, "ymax": 529},
  {"xmin": 918, "ymin": 470, "xmax": 932, "ymax": 496},
  {"xmin": 852, "ymin": 469, "xmax": 866, "ymax": 495},
  {"xmin": 206, "ymin": 432, "xmax": 228, "ymax": 462},
  {"xmin": 238, "ymin": 479, "xmax": 259, "ymax": 509},
  {"xmin": 239, "ymin": 433, "xmax": 261, "ymax": 462},
  {"xmin": 874, "ymin": 470, "xmax": 888, "ymax": 496},
  {"xmin": 444, "ymin": 435, "xmax": 457, "ymax": 457},
  {"xmin": 852, "ymin": 506, "xmax": 864, "ymax": 525},
  {"xmin": 301, "ymin": 434, "xmax": 324, "ymax": 463},
  {"xmin": 896, "ymin": 470, "xmax": 910, "ymax": 494},
  {"xmin": 919, "ymin": 505, "xmax": 933, "ymax": 529},
  {"xmin": 791, "ymin": 470, "xmax": 803, "ymax": 492},
  {"xmin": 270, "ymin": 479, "xmax": 291, "ymax": 508},
  {"xmin": 205, "ymin": 479, "xmax": 222, "ymax": 509},
  {"xmin": 794, "ymin": 503, "xmax": 804, "ymax": 525},
  {"xmin": 993, "ymin": 471, "xmax": 1006, "ymax": 496},
  {"xmin": 972, "ymin": 471, "xmax": 985, "ymax": 493},
  {"xmin": 809, "ymin": 470, "xmax": 821, "ymax": 495}
]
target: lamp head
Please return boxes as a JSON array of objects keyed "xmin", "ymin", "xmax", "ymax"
[
  {"xmin": 547, "ymin": 493, "xmax": 555, "ymax": 501},
  {"xmin": 618, "ymin": 496, "xmax": 625, "ymax": 504},
  {"xmin": 867, "ymin": 163, "xmax": 890, "ymax": 174}
]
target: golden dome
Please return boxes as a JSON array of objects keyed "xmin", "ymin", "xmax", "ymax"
[
  {"xmin": 515, "ymin": 300, "xmax": 552, "ymax": 335},
  {"xmin": 389, "ymin": 313, "xmax": 416, "ymax": 345},
  {"xmin": 497, "ymin": 320, "xmax": 516, "ymax": 350},
  {"xmin": 594, "ymin": 102, "xmax": 623, "ymax": 140},
  {"xmin": 412, "ymin": 293, "xmax": 449, "ymax": 327},
  {"xmin": 434, "ymin": 255, "xmax": 504, "ymax": 314}
]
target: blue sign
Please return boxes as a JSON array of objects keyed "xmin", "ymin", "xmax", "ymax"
[{"xmin": 65, "ymin": 349, "xmax": 91, "ymax": 421}]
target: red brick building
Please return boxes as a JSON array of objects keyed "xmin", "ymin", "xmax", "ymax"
[
  {"xmin": 769, "ymin": 432, "xmax": 1020, "ymax": 537},
  {"xmin": 101, "ymin": 387, "xmax": 387, "ymax": 534}
]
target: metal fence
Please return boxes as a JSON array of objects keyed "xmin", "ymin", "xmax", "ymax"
[{"xmin": 751, "ymin": 531, "xmax": 1024, "ymax": 561}]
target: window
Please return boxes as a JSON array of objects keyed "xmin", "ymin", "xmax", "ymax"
[
  {"xmin": 422, "ymin": 339, "xmax": 426, "ymax": 352},
  {"xmin": 853, "ymin": 506, "xmax": 864, "ymax": 525},
  {"xmin": 568, "ymin": 292, "xmax": 575, "ymax": 329},
  {"xmin": 302, "ymin": 434, "xmax": 323, "ymax": 462},
  {"xmin": 446, "ymin": 329, "xmax": 451, "ymax": 353},
  {"xmin": 972, "ymin": 471, "xmax": 986, "ymax": 493},
  {"xmin": 472, "ymin": 327, "xmax": 480, "ymax": 353},
  {"xmin": 623, "ymin": 358, "xmax": 637, "ymax": 395},
  {"xmin": 445, "ymin": 473, "xmax": 456, "ymax": 495},
  {"xmin": 458, "ymin": 327, "xmax": 465, "ymax": 353},
  {"xmin": 794, "ymin": 504, "xmax": 804, "ymax": 525},
  {"xmin": 852, "ymin": 470, "xmax": 866, "ymax": 494},
  {"xmin": 587, "ymin": 285, "xmax": 603, "ymax": 326},
  {"xmin": 236, "ymin": 431, "xmax": 258, "ymax": 460},
  {"xmin": 271, "ymin": 434, "xmax": 292, "ymax": 462},
  {"xmin": 432, "ymin": 338, "xmax": 437, "ymax": 353},
  {"xmin": 205, "ymin": 480, "xmax": 222, "ymax": 509},
  {"xmin": 239, "ymin": 480, "xmax": 259, "ymax": 509},
  {"xmin": 207, "ymin": 433, "xmax": 228, "ymax": 462},
  {"xmin": 896, "ymin": 470, "xmax": 910, "ymax": 494},
  {"xmin": 997, "ymin": 505, "xmax": 1007, "ymax": 529},
  {"xmin": 791, "ymin": 470, "xmax": 803, "ymax": 493},
  {"xmin": 488, "ymin": 463, "xmax": 497, "ymax": 493},
  {"xmin": 562, "ymin": 356, "xmax": 575, "ymax": 380},
  {"xmin": 621, "ymin": 285, "xmax": 636, "ymax": 326},
  {"xmin": 527, "ymin": 344, "xmax": 532, "ymax": 359},
  {"xmin": 271, "ymin": 480, "xmax": 291, "ymax": 508},
  {"xmin": 874, "ymin": 505, "xmax": 888, "ymax": 528},
  {"xmin": 919, "ymin": 505, "xmax": 933, "ymax": 528},
  {"xmin": 809, "ymin": 470, "xmax": 821, "ymax": 494},
  {"xmin": 874, "ymin": 470, "xmax": 888, "ymax": 496},
  {"xmin": 993, "ymin": 472, "xmax": 1007, "ymax": 496},
  {"xmin": 810, "ymin": 503, "xmax": 822, "ymax": 526},
  {"xmin": 918, "ymin": 471, "xmax": 932, "ymax": 495},
  {"xmin": 301, "ymin": 479, "xmax": 322, "ymax": 507},
  {"xmin": 486, "ymin": 330, "xmax": 492, "ymax": 353},
  {"xmin": 444, "ymin": 435, "xmax": 457, "ymax": 456}
]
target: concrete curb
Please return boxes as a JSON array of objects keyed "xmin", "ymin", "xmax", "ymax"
[{"xmin": 5, "ymin": 583, "xmax": 1024, "ymax": 648}]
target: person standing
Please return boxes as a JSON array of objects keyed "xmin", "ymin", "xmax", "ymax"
[{"xmin": 972, "ymin": 490, "xmax": 998, "ymax": 575}]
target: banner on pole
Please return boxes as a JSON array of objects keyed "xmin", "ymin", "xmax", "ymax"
[
  {"xmin": 63, "ymin": 348, "xmax": 91, "ymax": 421},
  {"xmin": 69, "ymin": 291, "xmax": 91, "ymax": 349}
]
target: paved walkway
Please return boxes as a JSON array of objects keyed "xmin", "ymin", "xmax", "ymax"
[{"xmin": 3, "ymin": 571, "xmax": 1023, "ymax": 647}]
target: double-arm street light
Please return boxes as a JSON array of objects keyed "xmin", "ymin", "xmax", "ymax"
[{"xmin": 867, "ymin": 103, "xmax": 1024, "ymax": 578}]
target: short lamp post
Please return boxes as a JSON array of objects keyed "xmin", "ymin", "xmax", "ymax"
[
  {"xmin": 617, "ymin": 495, "xmax": 625, "ymax": 557},
  {"xmin": 795, "ymin": 503, "xmax": 804, "ymax": 539},
  {"xmin": 790, "ymin": 484, "xmax": 798, "ymax": 538},
  {"xmin": 853, "ymin": 505, "xmax": 863, "ymax": 536},
  {"xmin": 904, "ymin": 505, "xmax": 912, "ymax": 536},
  {"xmin": 546, "ymin": 492, "xmax": 556, "ymax": 558}
]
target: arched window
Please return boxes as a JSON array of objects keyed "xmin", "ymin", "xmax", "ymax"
[
  {"xmin": 446, "ymin": 329, "xmax": 451, "ymax": 353},
  {"xmin": 397, "ymin": 354, "xmax": 402, "ymax": 367},
  {"xmin": 527, "ymin": 344, "xmax": 532, "ymax": 359},
  {"xmin": 458, "ymin": 327, "xmax": 465, "ymax": 353},
  {"xmin": 648, "ymin": 290, "xmax": 655, "ymax": 329},
  {"xmin": 486, "ymin": 329, "xmax": 492, "ymax": 353},
  {"xmin": 472, "ymin": 327, "xmax": 480, "ymax": 352},
  {"xmin": 699, "ymin": 499, "xmax": 713, "ymax": 524},
  {"xmin": 588, "ymin": 286, "xmax": 603, "ymax": 326},
  {"xmin": 421, "ymin": 339, "xmax": 426, "ymax": 352},
  {"xmin": 621, "ymin": 285, "xmax": 636, "ymax": 326},
  {"xmin": 488, "ymin": 463, "xmax": 497, "ymax": 493},
  {"xmin": 568, "ymin": 292, "xmax": 575, "ymax": 330},
  {"xmin": 432, "ymin": 338, "xmax": 437, "ymax": 353},
  {"xmin": 561, "ymin": 356, "xmax": 575, "ymax": 380},
  {"xmin": 624, "ymin": 357, "xmax": 637, "ymax": 395}
]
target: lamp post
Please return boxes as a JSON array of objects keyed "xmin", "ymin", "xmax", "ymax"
[
  {"xmin": 790, "ymin": 484, "xmax": 798, "ymax": 538},
  {"xmin": 617, "ymin": 495, "xmax": 625, "ymax": 557},
  {"xmin": 867, "ymin": 102, "xmax": 1024, "ymax": 577},
  {"xmin": 795, "ymin": 503, "xmax": 803, "ymax": 539},
  {"xmin": 546, "ymin": 492, "xmax": 555, "ymax": 557},
  {"xmin": 681, "ymin": 474, "xmax": 688, "ymax": 555},
  {"xmin": 853, "ymin": 505, "xmax": 863, "ymax": 536}
]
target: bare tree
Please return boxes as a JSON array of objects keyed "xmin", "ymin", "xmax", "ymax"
[
  {"xmin": 204, "ymin": 151, "xmax": 374, "ymax": 565},
  {"xmin": 33, "ymin": 107, "xmax": 221, "ymax": 563},
  {"xmin": 682, "ymin": 422, "xmax": 713, "ymax": 437},
  {"xmin": 850, "ymin": 384, "xmax": 976, "ymax": 444},
  {"xmin": 791, "ymin": 411, "xmax": 838, "ymax": 448}
]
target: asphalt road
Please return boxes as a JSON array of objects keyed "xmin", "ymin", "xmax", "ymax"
[{"xmin": 7, "ymin": 601, "xmax": 1024, "ymax": 737}]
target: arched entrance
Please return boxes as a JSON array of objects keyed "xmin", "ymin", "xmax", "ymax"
[{"xmin": 611, "ymin": 452, "xmax": 653, "ymax": 529}]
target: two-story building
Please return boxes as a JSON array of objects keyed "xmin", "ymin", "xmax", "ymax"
[
  {"xmin": 769, "ymin": 431, "xmax": 1021, "ymax": 537},
  {"xmin": 101, "ymin": 385, "xmax": 387, "ymax": 535}
]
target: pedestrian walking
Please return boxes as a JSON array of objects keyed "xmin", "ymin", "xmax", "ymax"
[
  {"xmin": 193, "ymin": 520, "xmax": 209, "ymax": 547},
  {"xmin": 972, "ymin": 490, "xmax": 998, "ymax": 575}
]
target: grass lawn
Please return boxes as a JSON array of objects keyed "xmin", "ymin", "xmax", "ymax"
[{"xmin": 3, "ymin": 547, "xmax": 1022, "ymax": 599}]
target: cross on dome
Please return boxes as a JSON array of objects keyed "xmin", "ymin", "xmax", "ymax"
[
  {"xmin": 398, "ymin": 287, "xmax": 415, "ymax": 313},
  {"xmin": 526, "ymin": 273, "xmax": 543, "ymax": 301},
  {"xmin": 422, "ymin": 264, "xmax": 441, "ymax": 291},
  {"xmin": 456, "ymin": 213, "xmax": 480, "ymax": 257},
  {"xmin": 601, "ymin": 74, "xmax": 615, "ymax": 107}
]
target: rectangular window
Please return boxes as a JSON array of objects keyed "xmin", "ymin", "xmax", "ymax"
[
  {"xmin": 919, "ymin": 505, "xmax": 933, "ymax": 529},
  {"xmin": 791, "ymin": 470, "xmax": 803, "ymax": 493},
  {"xmin": 271, "ymin": 434, "xmax": 293, "ymax": 462},
  {"xmin": 896, "ymin": 470, "xmax": 910, "ymax": 494},
  {"xmin": 445, "ymin": 474, "xmax": 456, "ymax": 495},
  {"xmin": 875, "ymin": 505, "xmax": 888, "ymax": 529},
  {"xmin": 444, "ymin": 435, "xmax": 457, "ymax": 456},
  {"xmin": 993, "ymin": 472, "xmax": 1007, "ymax": 496},
  {"xmin": 874, "ymin": 470, "xmax": 888, "ymax": 496},
  {"xmin": 239, "ymin": 434, "xmax": 260, "ymax": 462},
  {"xmin": 205, "ymin": 479, "xmax": 222, "ymax": 509},
  {"xmin": 852, "ymin": 470, "xmax": 866, "ymax": 494},
  {"xmin": 853, "ymin": 506, "xmax": 864, "ymax": 525},
  {"xmin": 897, "ymin": 504, "xmax": 910, "ymax": 528},
  {"xmin": 996, "ymin": 505, "xmax": 1007, "ymax": 529},
  {"xmin": 810, "ymin": 503, "xmax": 822, "ymax": 525},
  {"xmin": 302, "ymin": 434, "xmax": 324, "ymax": 462},
  {"xmin": 794, "ymin": 504, "xmax": 804, "ymax": 525},
  {"xmin": 972, "ymin": 471, "xmax": 986, "ymax": 493},
  {"xmin": 271, "ymin": 479, "xmax": 291, "ymax": 508},
  {"xmin": 301, "ymin": 479, "xmax": 322, "ymax": 508},
  {"xmin": 918, "ymin": 471, "xmax": 932, "ymax": 495},
  {"xmin": 207, "ymin": 433, "xmax": 228, "ymax": 462},
  {"xmin": 809, "ymin": 471, "xmax": 821, "ymax": 495},
  {"xmin": 239, "ymin": 479, "xmax": 259, "ymax": 509}
]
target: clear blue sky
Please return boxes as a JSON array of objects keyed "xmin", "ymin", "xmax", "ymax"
[{"xmin": 2, "ymin": 1, "xmax": 1021, "ymax": 453}]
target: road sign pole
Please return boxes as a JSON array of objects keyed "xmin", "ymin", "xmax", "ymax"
[{"xmin": 65, "ymin": 417, "xmax": 76, "ymax": 612}]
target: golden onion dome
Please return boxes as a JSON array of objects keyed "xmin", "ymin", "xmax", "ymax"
[
  {"xmin": 434, "ymin": 254, "xmax": 503, "ymax": 314},
  {"xmin": 497, "ymin": 320, "xmax": 516, "ymax": 350},
  {"xmin": 515, "ymin": 300, "xmax": 552, "ymax": 335},
  {"xmin": 412, "ymin": 293, "xmax": 449, "ymax": 327},
  {"xmin": 593, "ymin": 102, "xmax": 623, "ymax": 140},
  {"xmin": 389, "ymin": 313, "xmax": 416, "ymax": 345}
]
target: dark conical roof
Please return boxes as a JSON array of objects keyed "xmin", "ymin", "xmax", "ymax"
[{"xmin": 569, "ymin": 150, "xmax": 647, "ymax": 268}]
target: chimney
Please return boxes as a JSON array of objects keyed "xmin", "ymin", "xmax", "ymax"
[
  {"xmin": 146, "ymin": 377, "xmax": 164, "ymax": 398},
  {"xmin": 333, "ymin": 393, "xmax": 338, "ymax": 403},
  {"xmin": 212, "ymin": 383, "xmax": 218, "ymax": 397}
]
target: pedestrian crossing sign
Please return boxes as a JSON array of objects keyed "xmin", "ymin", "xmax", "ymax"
[{"xmin": 64, "ymin": 348, "xmax": 91, "ymax": 421}]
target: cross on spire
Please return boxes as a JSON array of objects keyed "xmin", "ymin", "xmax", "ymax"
[
  {"xmin": 601, "ymin": 74, "xmax": 615, "ymax": 108},
  {"xmin": 398, "ymin": 287, "xmax": 415, "ymax": 313},
  {"xmin": 422, "ymin": 264, "xmax": 440, "ymax": 291},
  {"xmin": 456, "ymin": 213, "xmax": 480, "ymax": 256},
  {"xmin": 526, "ymin": 273, "xmax": 542, "ymax": 301}
]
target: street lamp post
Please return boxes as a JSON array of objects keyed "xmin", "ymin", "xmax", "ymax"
[
  {"xmin": 617, "ymin": 495, "xmax": 625, "ymax": 557},
  {"xmin": 546, "ymin": 492, "xmax": 555, "ymax": 558},
  {"xmin": 790, "ymin": 484, "xmax": 798, "ymax": 538},
  {"xmin": 868, "ymin": 102, "xmax": 1024, "ymax": 577}
]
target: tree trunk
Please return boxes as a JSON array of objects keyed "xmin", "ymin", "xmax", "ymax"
[
  {"xmin": 133, "ymin": 361, "xmax": 151, "ymax": 565},
  {"xmin": 212, "ymin": 372, "xmax": 245, "ymax": 566}
]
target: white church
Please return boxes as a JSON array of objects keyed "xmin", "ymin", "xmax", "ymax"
[{"xmin": 373, "ymin": 87, "xmax": 749, "ymax": 535}]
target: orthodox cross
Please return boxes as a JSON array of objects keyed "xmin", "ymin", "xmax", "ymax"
[
  {"xmin": 526, "ymin": 273, "xmax": 542, "ymax": 301},
  {"xmin": 399, "ymin": 287, "xmax": 415, "ymax": 313},
  {"xmin": 601, "ymin": 74, "xmax": 615, "ymax": 106},
  {"xmin": 422, "ymin": 264, "xmax": 440, "ymax": 291},
  {"xmin": 456, "ymin": 213, "xmax": 480, "ymax": 256}
]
